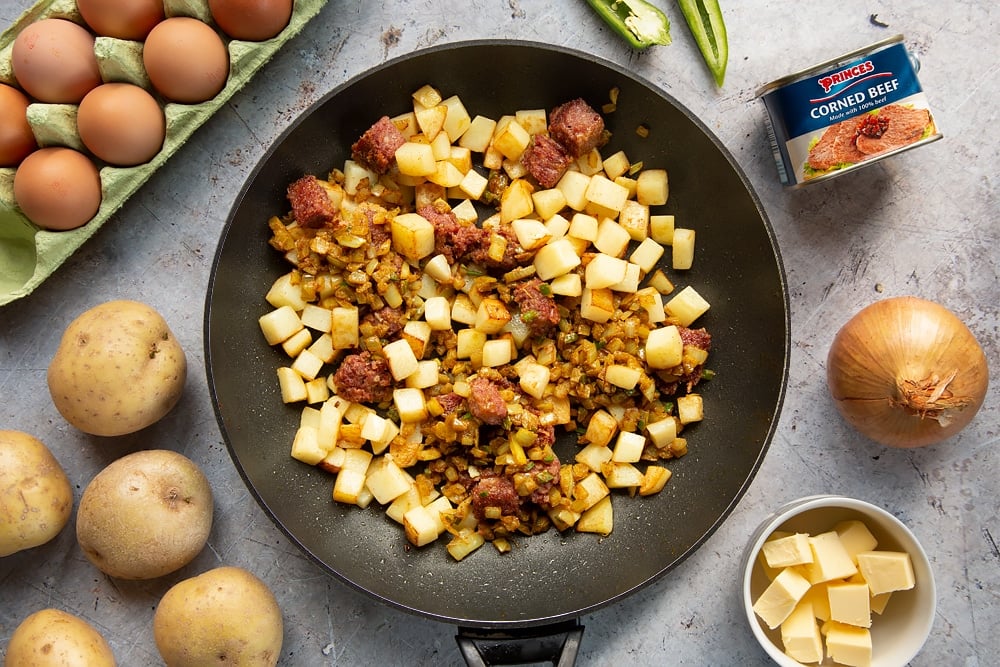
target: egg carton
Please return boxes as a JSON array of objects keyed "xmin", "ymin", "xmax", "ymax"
[{"xmin": 0, "ymin": 0, "xmax": 329, "ymax": 307}]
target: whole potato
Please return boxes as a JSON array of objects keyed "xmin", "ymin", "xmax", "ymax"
[
  {"xmin": 0, "ymin": 430, "xmax": 73, "ymax": 557},
  {"xmin": 47, "ymin": 300, "xmax": 186, "ymax": 437},
  {"xmin": 153, "ymin": 566, "xmax": 283, "ymax": 667},
  {"xmin": 4, "ymin": 608, "xmax": 115, "ymax": 666},
  {"xmin": 76, "ymin": 449, "xmax": 213, "ymax": 579}
]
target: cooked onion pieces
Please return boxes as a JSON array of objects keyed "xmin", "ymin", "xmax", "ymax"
[{"xmin": 826, "ymin": 296, "xmax": 988, "ymax": 448}]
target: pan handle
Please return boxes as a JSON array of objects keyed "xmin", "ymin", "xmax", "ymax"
[{"xmin": 456, "ymin": 620, "xmax": 584, "ymax": 666}]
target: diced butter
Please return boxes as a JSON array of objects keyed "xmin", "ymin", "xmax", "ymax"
[
  {"xmin": 827, "ymin": 581, "xmax": 872, "ymax": 628},
  {"xmin": 780, "ymin": 600, "xmax": 823, "ymax": 664},
  {"xmin": 762, "ymin": 533, "xmax": 814, "ymax": 569},
  {"xmin": 800, "ymin": 580, "xmax": 833, "ymax": 622},
  {"xmin": 848, "ymin": 572, "xmax": 892, "ymax": 615},
  {"xmin": 752, "ymin": 566, "xmax": 812, "ymax": 629},
  {"xmin": 759, "ymin": 530, "xmax": 793, "ymax": 580},
  {"xmin": 804, "ymin": 531, "xmax": 858, "ymax": 584},
  {"xmin": 835, "ymin": 520, "xmax": 879, "ymax": 563},
  {"xmin": 856, "ymin": 550, "xmax": 915, "ymax": 595},
  {"xmin": 824, "ymin": 621, "xmax": 872, "ymax": 667}
]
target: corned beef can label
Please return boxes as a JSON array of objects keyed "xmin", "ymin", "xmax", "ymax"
[{"xmin": 757, "ymin": 35, "xmax": 941, "ymax": 187}]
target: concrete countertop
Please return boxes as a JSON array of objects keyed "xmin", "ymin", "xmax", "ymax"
[{"xmin": 1, "ymin": 1, "xmax": 997, "ymax": 665}]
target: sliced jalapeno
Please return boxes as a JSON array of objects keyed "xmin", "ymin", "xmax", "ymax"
[
  {"xmin": 677, "ymin": 0, "xmax": 728, "ymax": 86},
  {"xmin": 585, "ymin": 0, "xmax": 672, "ymax": 50}
]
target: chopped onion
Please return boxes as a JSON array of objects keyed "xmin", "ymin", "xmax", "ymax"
[{"xmin": 826, "ymin": 296, "xmax": 989, "ymax": 448}]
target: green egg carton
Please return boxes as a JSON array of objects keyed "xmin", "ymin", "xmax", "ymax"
[{"xmin": 0, "ymin": 0, "xmax": 329, "ymax": 307}]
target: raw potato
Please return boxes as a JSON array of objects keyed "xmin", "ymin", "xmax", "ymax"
[
  {"xmin": 76, "ymin": 449, "xmax": 213, "ymax": 579},
  {"xmin": 5, "ymin": 608, "xmax": 115, "ymax": 666},
  {"xmin": 0, "ymin": 430, "xmax": 73, "ymax": 557},
  {"xmin": 153, "ymin": 566, "xmax": 283, "ymax": 667},
  {"xmin": 47, "ymin": 300, "xmax": 187, "ymax": 437}
]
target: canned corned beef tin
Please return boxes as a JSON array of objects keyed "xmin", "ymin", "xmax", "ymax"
[{"xmin": 758, "ymin": 35, "xmax": 941, "ymax": 188}]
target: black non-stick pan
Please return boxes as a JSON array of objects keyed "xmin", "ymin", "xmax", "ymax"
[{"xmin": 205, "ymin": 40, "xmax": 788, "ymax": 663}]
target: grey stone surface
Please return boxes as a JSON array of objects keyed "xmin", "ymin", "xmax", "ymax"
[{"xmin": 1, "ymin": 1, "xmax": 997, "ymax": 665}]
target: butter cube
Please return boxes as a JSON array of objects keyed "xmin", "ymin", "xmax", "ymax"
[
  {"xmin": 758, "ymin": 531, "xmax": 793, "ymax": 581},
  {"xmin": 752, "ymin": 566, "xmax": 812, "ymax": 629},
  {"xmin": 804, "ymin": 531, "xmax": 858, "ymax": 584},
  {"xmin": 836, "ymin": 520, "xmax": 879, "ymax": 563},
  {"xmin": 762, "ymin": 533, "xmax": 814, "ymax": 569},
  {"xmin": 801, "ymin": 581, "xmax": 833, "ymax": 622},
  {"xmin": 827, "ymin": 581, "xmax": 872, "ymax": 628},
  {"xmin": 856, "ymin": 551, "xmax": 915, "ymax": 595},
  {"xmin": 824, "ymin": 621, "xmax": 872, "ymax": 667},
  {"xmin": 780, "ymin": 600, "xmax": 823, "ymax": 664},
  {"xmin": 849, "ymin": 572, "xmax": 892, "ymax": 615}
]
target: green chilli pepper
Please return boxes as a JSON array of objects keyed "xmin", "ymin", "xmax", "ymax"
[
  {"xmin": 585, "ymin": 0, "xmax": 672, "ymax": 50},
  {"xmin": 677, "ymin": 0, "xmax": 728, "ymax": 86}
]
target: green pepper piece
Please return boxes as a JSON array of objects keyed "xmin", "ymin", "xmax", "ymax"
[
  {"xmin": 677, "ymin": 0, "xmax": 728, "ymax": 86},
  {"xmin": 585, "ymin": 0, "xmax": 672, "ymax": 50}
]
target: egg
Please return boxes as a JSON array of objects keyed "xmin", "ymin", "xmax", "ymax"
[
  {"xmin": 14, "ymin": 147, "xmax": 102, "ymax": 231},
  {"xmin": 78, "ymin": 83, "xmax": 165, "ymax": 166},
  {"xmin": 11, "ymin": 18, "xmax": 102, "ymax": 104},
  {"xmin": 77, "ymin": 0, "xmax": 165, "ymax": 40},
  {"xmin": 209, "ymin": 0, "xmax": 294, "ymax": 41},
  {"xmin": 143, "ymin": 18, "xmax": 230, "ymax": 104},
  {"xmin": 0, "ymin": 84, "xmax": 37, "ymax": 166}
]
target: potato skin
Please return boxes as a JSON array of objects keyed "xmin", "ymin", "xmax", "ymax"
[
  {"xmin": 153, "ymin": 566, "xmax": 283, "ymax": 667},
  {"xmin": 47, "ymin": 300, "xmax": 187, "ymax": 437},
  {"xmin": 0, "ymin": 430, "xmax": 73, "ymax": 557},
  {"xmin": 76, "ymin": 449, "xmax": 213, "ymax": 579},
  {"xmin": 5, "ymin": 608, "xmax": 116, "ymax": 666}
]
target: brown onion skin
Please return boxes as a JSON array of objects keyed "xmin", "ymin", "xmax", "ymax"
[{"xmin": 827, "ymin": 296, "xmax": 989, "ymax": 448}]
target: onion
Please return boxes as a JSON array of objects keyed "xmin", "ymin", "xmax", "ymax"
[{"xmin": 826, "ymin": 296, "xmax": 989, "ymax": 448}]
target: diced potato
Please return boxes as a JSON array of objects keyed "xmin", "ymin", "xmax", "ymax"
[
  {"xmin": 605, "ymin": 364, "xmax": 640, "ymax": 390},
  {"xmin": 330, "ymin": 306, "xmax": 359, "ymax": 350},
  {"xmin": 393, "ymin": 387, "xmax": 428, "ymax": 423},
  {"xmin": 291, "ymin": 349, "xmax": 323, "ymax": 381},
  {"xmin": 395, "ymin": 141, "xmax": 437, "ymax": 177},
  {"xmin": 612, "ymin": 431, "xmax": 646, "ymax": 463},
  {"xmin": 639, "ymin": 466, "xmax": 672, "ymax": 496},
  {"xmin": 514, "ymin": 108, "xmax": 547, "ymax": 135},
  {"xmin": 265, "ymin": 272, "xmax": 308, "ymax": 311},
  {"xmin": 482, "ymin": 339, "xmax": 513, "ymax": 368},
  {"xmin": 636, "ymin": 168, "xmax": 668, "ymax": 205},
  {"xmin": 411, "ymin": 83, "xmax": 442, "ymax": 108},
  {"xmin": 499, "ymin": 178, "xmax": 534, "ymax": 224},
  {"xmin": 259, "ymin": 306, "xmax": 303, "ymax": 346},
  {"xmin": 365, "ymin": 456, "xmax": 413, "ymax": 505},
  {"xmin": 556, "ymin": 170, "xmax": 592, "ymax": 211},
  {"xmin": 576, "ymin": 494, "xmax": 613, "ymax": 535},
  {"xmin": 646, "ymin": 269, "xmax": 675, "ymax": 295},
  {"xmin": 602, "ymin": 462, "xmax": 644, "ymax": 488},
  {"xmin": 405, "ymin": 359, "xmax": 439, "ymax": 390},
  {"xmin": 427, "ymin": 160, "xmax": 464, "ymax": 188},
  {"xmin": 645, "ymin": 325, "xmax": 683, "ymax": 369},
  {"xmin": 404, "ymin": 504, "xmax": 442, "ymax": 547},
  {"xmin": 401, "ymin": 320, "xmax": 432, "ymax": 359},
  {"xmin": 575, "ymin": 148, "xmax": 604, "ymax": 176},
  {"xmin": 423, "ymin": 254, "xmax": 452, "ymax": 284},
  {"xmin": 281, "ymin": 327, "xmax": 312, "ymax": 358},
  {"xmin": 450, "ymin": 293, "xmax": 478, "ymax": 326},
  {"xmin": 456, "ymin": 328, "xmax": 486, "ymax": 365},
  {"xmin": 618, "ymin": 200, "xmax": 649, "ymax": 241},
  {"xmin": 650, "ymin": 214, "xmax": 675, "ymax": 244},
  {"xmin": 533, "ymin": 238, "xmax": 582, "ymax": 280},
  {"xmin": 277, "ymin": 366, "xmax": 307, "ymax": 403},
  {"xmin": 664, "ymin": 286, "xmax": 710, "ymax": 326},
  {"xmin": 423, "ymin": 295, "xmax": 452, "ymax": 330},
  {"xmin": 343, "ymin": 159, "xmax": 377, "ymax": 196},
  {"xmin": 532, "ymin": 189, "xmax": 567, "ymax": 220},
  {"xmin": 614, "ymin": 175, "xmax": 637, "ymax": 199},
  {"xmin": 585, "ymin": 253, "xmax": 628, "ymax": 290},
  {"xmin": 593, "ymin": 218, "xmax": 631, "ymax": 257},
  {"xmin": 575, "ymin": 442, "xmax": 614, "ymax": 472},
  {"xmin": 386, "ymin": 485, "xmax": 421, "ymax": 524},
  {"xmin": 446, "ymin": 528, "xmax": 485, "ymax": 561},
  {"xmin": 585, "ymin": 174, "xmax": 629, "ymax": 213},
  {"xmin": 482, "ymin": 144, "xmax": 503, "ymax": 170},
  {"xmin": 445, "ymin": 145, "xmax": 473, "ymax": 174},
  {"xmin": 501, "ymin": 156, "xmax": 528, "ymax": 181},
  {"xmin": 646, "ymin": 416, "xmax": 678, "ymax": 448},
  {"xmin": 459, "ymin": 115, "xmax": 497, "ymax": 152},
  {"xmin": 390, "ymin": 111, "xmax": 419, "ymax": 139},
  {"xmin": 677, "ymin": 394, "xmax": 704, "ymax": 424},
  {"xmin": 609, "ymin": 262, "xmax": 641, "ymax": 293},
  {"xmin": 550, "ymin": 272, "xmax": 582, "ymax": 297},
  {"xmin": 602, "ymin": 150, "xmax": 630, "ymax": 179},
  {"xmin": 391, "ymin": 212, "xmax": 436, "ymax": 260},
  {"xmin": 415, "ymin": 104, "xmax": 448, "ymax": 140},
  {"xmin": 332, "ymin": 448, "xmax": 374, "ymax": 505},
  {"xmin": 568, "ymin": 213, "xmax": 598, "ymax": 242},
  {"xmin": 492, "ymin": 119, "xmax": 531, "ymax": 160},
  {"xmin": 383, "ymin": 338, "xmax": 419, "ymax": 380},
  {"xmin": 583, "ymin": 409, "xmax": 618, "ymax": 447},
  {"xmin": 459, "ymin": 168, "xmax": 488, "ymax": 199},
  {"xmin": 517, "ymin": 360, "xmax": 550, "ymax": 399},
  {"xmin": 580, "ymin": 287, "xmax": 614, "ymax": 323},
  {"xmin": 635, "ymin": 286, "xmax": 666, "ymax": 323},
  {"xmin": 474, "ymin": 297, "xmax": 512, "ymax": 334},
  {"xmin": 291, "ymin": 425, "xmax": 327, "ymax": 465},
  {"xmin": 673, "ymin": 228, "xmax": 696, "ymax": 270},
  {"xmin": 572, "ymin": 472, "xmax": 610, "ymax": 513},
  {"xmin": 511, "ymin": 218, "xmax": 552, "ymax": 250},
  {"xmin": 630, "ymin": 237, "xmax": 664, "ymax": 273},
  {"xmin": 441, "ymin": 95, "xmax": 472, "ymax": 141},
  {"xmin": 317, "ymin": 398, "xmax": 344, "ymax": 449},
  {"xmin": 305, "ymin": 377, "xmax": 330, "ymax": 404}
]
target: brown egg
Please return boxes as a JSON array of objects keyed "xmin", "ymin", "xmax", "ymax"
[
  {"xmin": 143, "ymin": 18, "xmax": 230, "ymax": 104},
  {"xmin": 209, "ymin": 0, "xmax": 293, "ymax": 41},
  {"xmin": 78, "ymin": 83, "xmax": 165, "ymax": 166},
  {"xmin": 77, "ymin": 0, "xmax": 165, "ymax": 40},
  {"xmin": 0, "ymin": 84, "xmax": 37, "ymax": 166},
  {"xmin": 14, "ymin": 147, "xmax": 102, "ymax": 231},
  {"xmin": 11, "ymin": 18, "xmax": 102, "ymax": 104}
]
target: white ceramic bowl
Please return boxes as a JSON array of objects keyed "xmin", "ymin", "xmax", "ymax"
[{"xmin": 741, "ymin": 495, "xmax": 936, "ymax": 666}]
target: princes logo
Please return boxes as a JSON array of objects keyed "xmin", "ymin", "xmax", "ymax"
[{"xmin": 810, "ymin": 60, "xmax": 891, "ymax": 102}]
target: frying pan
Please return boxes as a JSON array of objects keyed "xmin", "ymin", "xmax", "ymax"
[{"xmin": 205, "ymin": 40, "xmax": 788, "ymax": 662}]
